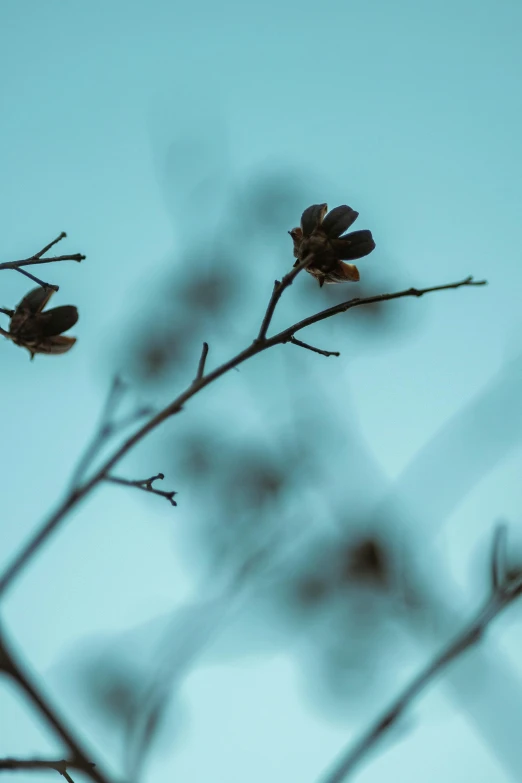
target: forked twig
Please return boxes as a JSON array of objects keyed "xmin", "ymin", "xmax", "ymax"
[
  {"xmin": 105, "ymin": 473, "xmax": 177, "ymax": 507},
  {"xmin": 0, "ymin": 232, "xmax": 85, "ymax": 289}
]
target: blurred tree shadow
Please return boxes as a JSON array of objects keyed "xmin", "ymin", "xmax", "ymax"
[{"xmin": 56, "ymin": 137, "xmax": 522, "ymax": 781}]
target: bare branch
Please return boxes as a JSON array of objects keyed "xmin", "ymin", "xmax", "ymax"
[
  {"xmin": 0, "ymin": 254, "xmax": 85, "ymax": 270},
  {"xmin": 288, "ymin": 336, "xmax": 340, "ymax": 357},
  {"xmin": 277, "ymin": 276, "xmax": 486, "ymax": 341},
  {"xmin": 0, "ymin": 275, "xmax": 486, "ymax": 598},
  {"xmin": 0, "ymin": 757, "xmax": 93, "ymax": 781},
  {"xmin": 319, "ymin": 527, "xmax": 522, "ymax": 783},
  {"xmin": 194, "ymin": 341, "xmax": 209, "ymax": 382},
  {"xmin": 105, "ymin": 473, "xmax": 177, "ymax": 507},
  {"xmin": 0, "ymin": 631, "xmax": 112, "ymax": 783}
]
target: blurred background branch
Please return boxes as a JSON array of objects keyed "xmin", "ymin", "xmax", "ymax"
[{"xmin": 321, "ymin": 525, "xmax": 522, "ymax": 783}]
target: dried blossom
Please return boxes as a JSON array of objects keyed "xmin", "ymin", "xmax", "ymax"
[
  {"xmin": 4, "ymin": 287, "xmax": 78, "ymax": 359},
  {"xmin": 289, "ymin": 203, "xmax": 375, "ymax": 287}
]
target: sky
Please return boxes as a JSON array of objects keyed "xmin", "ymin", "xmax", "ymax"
[{"xmin": 1, "ymin": 0, "xmax": 522, "ymax": 781}]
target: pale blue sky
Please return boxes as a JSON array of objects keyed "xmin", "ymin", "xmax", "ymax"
[{"xmin": 1, "ymin": 1, "xmax": 522, "ymax": 781}]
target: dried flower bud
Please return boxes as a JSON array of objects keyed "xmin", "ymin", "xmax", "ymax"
[
  {"xmin": 6, "ymin": 286, "xmax": 78, "ymax": 359},
  {"xmin": 289, "ymin": 203, "xmax": 376, "ymax": 287}
]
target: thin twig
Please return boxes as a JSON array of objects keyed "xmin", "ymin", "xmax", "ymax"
[
  {"xmin": 257, "ymin": 253, "xmax": 314, "ymax": 341},
  {"xmin": 0, "ymin": 632, "xmax": 113, "ymax": 783},
  {"xmin": 0, "ymin": 275, "xmax": 486, "ymax": 598},
  {"xmin": 35, "ymin": 231, "xmax": 67, "ymax": 258},
  {"xmin": 288, "ymin": 336, "xmax": 340, "ymax": 357},
  {"xmin": 13, "ymin": 268, "xmax": 59, "ymax": 290},
  {"xmin": 105, "ymin": 473, "xmax": 177, "ymax": 507},
  {"xmin": 320, "ymin": 525, "xmax": 522, "ymax": 783},
  {"xmin": 194, "ymin": 342, "xmax": 209, "ymax": 382}
]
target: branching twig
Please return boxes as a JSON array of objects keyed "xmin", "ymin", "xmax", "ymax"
[
  {"xmin": 0, "ymin": 275, "xmax": 486, "ymax": 598},
  {"xmin": 0, "ymin": 757, "xmax": 94, "ymax": 782},
  {"xmin": 0, "ymin": 232, "xmax": 85, "ymax": 289},
  {"xmin": 320, "ymin": 524, "xmax": 522, "ymax": 783},
  {"xmin": 0, "ymin": 631, "xmax": 113, "ymax": 783},
  {"xmin": 288, "ymin": 336, "xmax": 340, "ymax": 357},
  {"xmin": 105, "ymin": 473, "xmax": 177, "ymax": 507}
]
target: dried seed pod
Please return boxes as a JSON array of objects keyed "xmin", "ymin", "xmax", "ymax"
[
  {"xmin": 289, "ymin": 202, "xmax": 375, "ymax": 286},
  {"xmin": 5, "ymin": 286, "xmax": 79, "ymax": 359}
]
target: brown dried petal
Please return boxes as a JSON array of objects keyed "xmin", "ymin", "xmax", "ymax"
[
  {"xmin": 300, "ymin": 204, "xmax": 327, "ymax": 236},
  {"xmin": 321, "ymin": 205, "xmax": 359, "ymax": 238},
  {"xmin": 327, "ymin": 261, "xmax": 360, "ymax": 283},
  {"xmin": 34, "ymin": 335, "xmax": 77, "ymax": 355},
  {"xmin": 331, "ymin": 230, "xmax": 375, "ymax": 260},
  {"xmin": 37, "ymin": 305, "xmax": 79, "ymax": 337},
  {"xmin": 15, "ymin": 286, "xmax": 55, "ymax": 315}
]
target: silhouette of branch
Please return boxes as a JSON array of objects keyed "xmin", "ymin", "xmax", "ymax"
[
  {"xmin": 0, "ymin": 630, "xmax": 113, "ymax": 783},
  {"xmin": 0, "ymin": 232, "xmax": 85, "ymax": 289},
  {"xmin": 288, "ymin": 336, "xmax": 340, "ymax": 357},
  {"xmin": 320, "ymin": 525, "xmax": 522, "ymax": 783},
  {"xmin": 279, "ymin": 276, "xmax": 486, "ymax": 340},
  {"xmin": 0, "ymin": 757, "xmax": 95, "ymax": 782},
  {"xmin": 105, "ymin": 473, "xmax": 177, "ymax": 507},
  {"xmin": 0, "ymin": 274, "xmax": 486, "ymax": 598}
]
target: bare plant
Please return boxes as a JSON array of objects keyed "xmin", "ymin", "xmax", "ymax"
[{"xmin": 0, "ymin": 205, "xmax": 493, "ymax": 783}]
